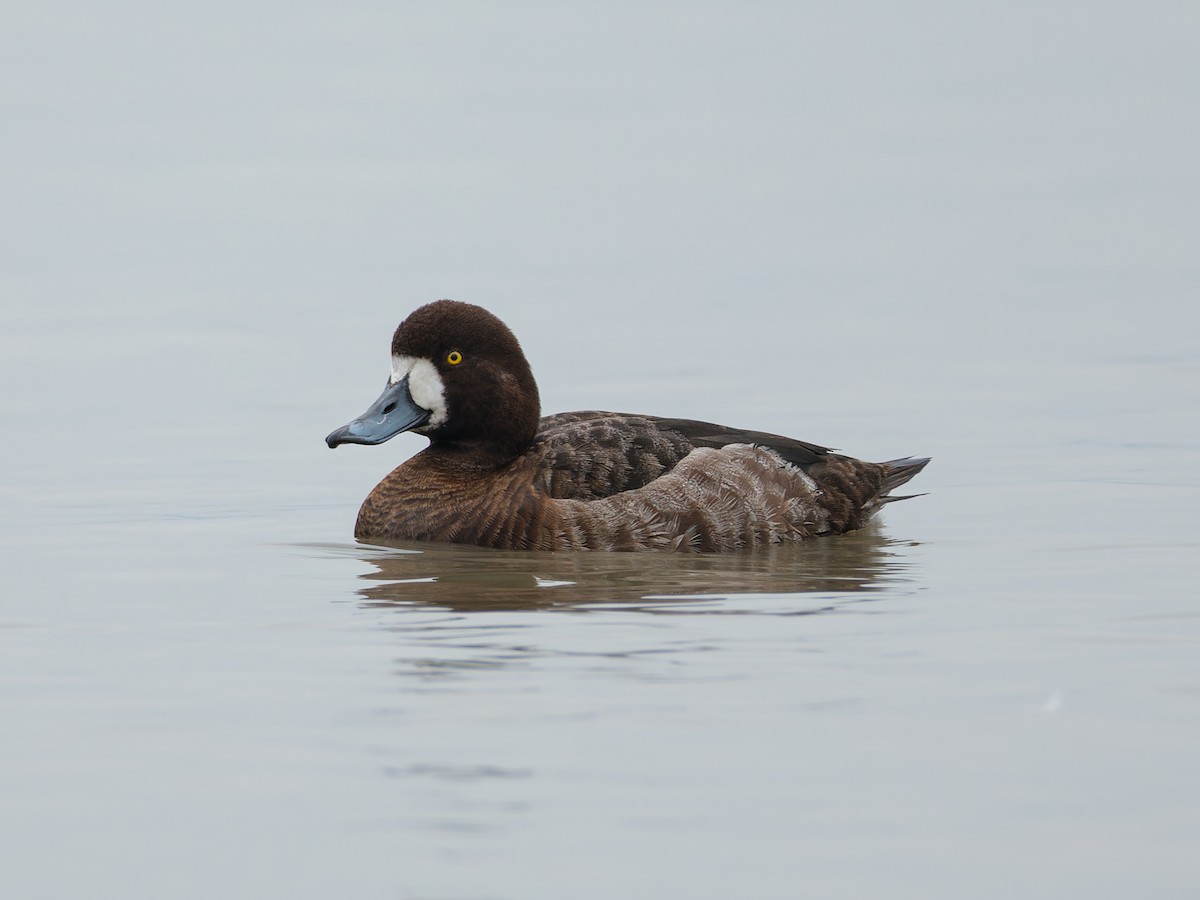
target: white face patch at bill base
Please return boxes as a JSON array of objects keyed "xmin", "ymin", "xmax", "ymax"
[{"xmin": 389, "ymin": 354, "xmax": 448, "ymax": 430}]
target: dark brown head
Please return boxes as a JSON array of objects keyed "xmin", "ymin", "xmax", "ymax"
[{"xmin": 325, "ymin": 300, "xmax": 541, "ymax": 466}]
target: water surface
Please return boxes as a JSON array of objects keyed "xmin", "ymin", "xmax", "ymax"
[{"xmin": 2, "ymin": 3, "xmax": 1199, "ymax": 898}]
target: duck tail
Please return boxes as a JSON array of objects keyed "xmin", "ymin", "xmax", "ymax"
[{"xmin": 878, "ymin": 456, "xmax": 931, "ymax": 502}]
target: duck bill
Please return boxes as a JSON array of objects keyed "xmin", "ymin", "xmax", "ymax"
[{"xmin": 325, "ymin": 376, "xmax": 431, "ymax": 448}]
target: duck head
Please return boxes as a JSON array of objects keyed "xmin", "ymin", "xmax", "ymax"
[{"xmin": 325, "ymin": 300, "xmax": 541, "ymax": 465}]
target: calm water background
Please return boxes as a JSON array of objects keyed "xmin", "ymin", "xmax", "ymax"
[{"xmin": 2, "ymin": 3, "xmax": 1198, "ymax": 898}]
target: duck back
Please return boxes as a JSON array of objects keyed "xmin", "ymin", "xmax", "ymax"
[{"xmin": 354, "ymin": 412, "xmax": 927, "ymax": 552}]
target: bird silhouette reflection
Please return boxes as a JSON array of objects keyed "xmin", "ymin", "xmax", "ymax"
[{"xmin": 314, "ymin": 525, "xmax": 918, "ymax": 613}]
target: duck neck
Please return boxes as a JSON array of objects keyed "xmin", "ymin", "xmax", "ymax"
[{"xmin": 426, "ymin": 434, "xmax": 531, "ymax": 471}]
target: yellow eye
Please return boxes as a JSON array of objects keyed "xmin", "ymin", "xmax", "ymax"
[{"xmin": 446, "ymin": 351, "xmax": 463, "ymax": 365}]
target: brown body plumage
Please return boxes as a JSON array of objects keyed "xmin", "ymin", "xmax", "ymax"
[{"xmin": 327, "ymin": 301, "xmax": 929, "ymax": 552}]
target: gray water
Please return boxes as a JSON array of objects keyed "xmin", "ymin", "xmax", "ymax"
[{"xmin": 3, "ymin": 3, "xmax": 1199, "ymax": 898}]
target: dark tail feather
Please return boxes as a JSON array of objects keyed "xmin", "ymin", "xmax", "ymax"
[{"xmin": 879, "ymin": 457, "xmax": 931, "ymax": 500}]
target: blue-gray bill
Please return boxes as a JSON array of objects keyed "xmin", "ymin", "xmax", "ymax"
[{"xmin": 325, "ymin": 376, "xmax": 430, "ymax": 448}]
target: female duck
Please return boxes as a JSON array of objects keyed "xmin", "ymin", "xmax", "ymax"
[{"xmin": 326, "ymin": 300, "xmax": 928, "ymax": 552}]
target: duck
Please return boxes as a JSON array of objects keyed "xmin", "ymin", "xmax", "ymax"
[{"xmin": 325, "ymin": 300, "xmax": 929, "ymax": 552}]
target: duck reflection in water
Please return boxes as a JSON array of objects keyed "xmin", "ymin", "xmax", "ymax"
[{"xmin": 323, "ymin": 525, "xmax": 917, "ymax": 613}]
